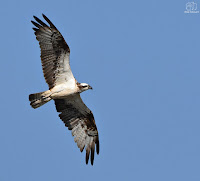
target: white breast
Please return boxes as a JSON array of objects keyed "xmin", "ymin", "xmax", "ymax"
[{"xmin": 50, "ymin": 79, "xmax": 77, "ymax": 99}]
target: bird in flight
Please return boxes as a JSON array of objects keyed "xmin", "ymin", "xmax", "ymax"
[{"xmin": 29, "ymin": 14, "xmax": 99, "ymax": 165}]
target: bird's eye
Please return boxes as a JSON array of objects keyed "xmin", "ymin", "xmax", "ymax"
[{"xmin": 82, "ymin": 85, "xmax": 87, "ymax": 88}]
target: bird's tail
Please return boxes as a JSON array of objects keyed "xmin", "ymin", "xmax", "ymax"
[{"xmin": 29, "ymin": 90, "xmax": 52, "ymax": 109}]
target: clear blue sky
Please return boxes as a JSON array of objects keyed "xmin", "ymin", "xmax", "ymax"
[{"xmin": 0, "ymin": 0, "xmax": 200, "ymax": 180}]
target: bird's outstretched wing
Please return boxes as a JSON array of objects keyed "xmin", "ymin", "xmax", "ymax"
[
  {"xmin": 31, "ymin": 14, "xmax": 75, "ymax": 89},
  {"xmin": 54, "ymin": 94, "xmax": 99, "ymax": 165}
]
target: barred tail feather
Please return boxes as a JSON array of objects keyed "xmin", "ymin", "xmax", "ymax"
[{"xmin": 29, "ymin": 90, "xmax": 52, "ymax": 109}]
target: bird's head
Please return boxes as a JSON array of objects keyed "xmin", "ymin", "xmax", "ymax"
[{"xmin": 78, "ymin": 83, "xmax": 93, "ymax": 93}]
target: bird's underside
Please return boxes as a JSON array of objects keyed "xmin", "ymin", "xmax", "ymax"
[{"xmin": 29, "ymin": 14, "xmax": 99, "ymax": 165}]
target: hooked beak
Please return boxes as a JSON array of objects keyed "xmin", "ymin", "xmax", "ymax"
[{"xmin": 88, "ymin": 85, "xmax": 93, "ymax": 90}]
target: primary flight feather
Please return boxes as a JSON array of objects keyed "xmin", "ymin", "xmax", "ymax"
[{"xmin": 29, "ymin": 14, "xmax": 99, "ymax": 165}]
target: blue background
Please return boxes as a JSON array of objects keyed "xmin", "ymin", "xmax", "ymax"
[{"xmin": 0, "ymin": 0, "xmax": 200, "ymax": 180}]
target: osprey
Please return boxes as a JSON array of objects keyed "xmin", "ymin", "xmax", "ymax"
[{"xmin": 29, "ymin": 14, "xmax": 99, "ymax": 165}]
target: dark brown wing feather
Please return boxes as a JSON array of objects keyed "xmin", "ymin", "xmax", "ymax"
[
  {"xmin": 54, "ymin": 94, "xmax": 99, "ymax": 165},
  {"xmin": 32, "ymin": 14, "xmax": 74, "ymax": 89}
]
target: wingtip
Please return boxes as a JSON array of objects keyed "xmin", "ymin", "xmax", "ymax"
[
  {"xmin": 42, "ymin": 13, "xmax": 47, "ymax": 20},
  {"xmin": 41, "ymin": 13, "xmax": 57, "ymax": 29},
  {"xmin": 86, "ymin": 157, "xmax": 89, "ymax": 165},
  {"xmin": 33, "ymin": 15, "xmax": 37, "ymax": 21},
  {"xmin": 32, "ymin": 27, "xmax": 38, "ymax": 32},
  {"xmin": 90, "ymin": 142, "xmax": 95, "ymax": 165},
  {"xmin": 86, "ymin": 147, "xmax": 90, "ymax": 165},
  {"xmin": 91, "ymin": 156, "xmax": 94, "ymax": 165}
]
